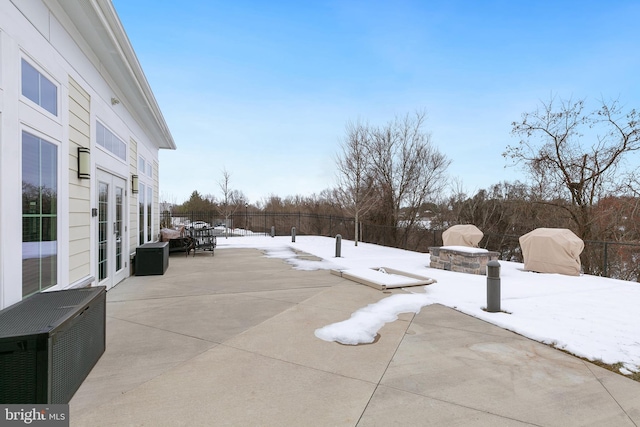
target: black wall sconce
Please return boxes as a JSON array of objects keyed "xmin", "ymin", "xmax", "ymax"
[
  {"xmin": 131, "ymin": 174, "xmax": 139, "ymax": 194},
  {"xmin": 77, "ymin": 147, "xmax": 90, "ymax": 179}
]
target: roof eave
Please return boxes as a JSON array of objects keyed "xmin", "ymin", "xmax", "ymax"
[{"xmin": 54, "ymin": 0, "xmax": 176, "ymax": 150}]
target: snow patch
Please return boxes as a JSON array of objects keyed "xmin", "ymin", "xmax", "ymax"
[
  {"xmin": 216, "ymin": 236, "xmax": 640, "ymax": 372},
  {"xmin": 314, "ymin": 292, "xmax": 432, "ymax": 345},
  {"xmin": 440, "ymin": 245, "xmax": 489, "ymax": 254}
]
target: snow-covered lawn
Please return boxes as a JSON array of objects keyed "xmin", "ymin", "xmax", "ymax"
[{"xmin": 217, "ymin": 235, "xmax": 640, "ymax": 377}]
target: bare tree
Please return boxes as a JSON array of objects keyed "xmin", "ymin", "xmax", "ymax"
[
  {"xmin": 368, "ymin": 111, "xmax": 450, "ymax": 245},
  {"xmin": 218, "ymin": 169, "xmax": 246, "ymax": 238},
  {"xmin": 334, "ymin": 120, "xmax": 377, "ymax": 245},
  {"xmin": 159, "ymin": 191, "xmax": 179, "ymax": 228},
  {"xmin": 626, "ymin": 171, "xmax": 640, "ymax": 198},
  {"xmin": 506, "ymin": 96, "xmax": 640, "ymax": 243}
]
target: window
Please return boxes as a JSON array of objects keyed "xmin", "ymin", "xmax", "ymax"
[
  {"xmin": 138, "ymin": 156, "xmax": 154, "ymax": 243},
  {"xmin": 138, "ymin": 182, "xmax": 153, "ymax": 244},
  {"xmin": 139, "ymin": 183, "xmax": 145, "ymax": 246},
  {"xmin": 147, "ymin": 186, "xmax": 152, "ymax": 242},
  {"xmin": 98, "ymin": 182, "xmax": 108, "ymax": 281},
  {"xmin": 21, "ymin": 59, "xmax": 58, "ymax": 116},
  {"xmin": 138, "ymin": 156, "xmax": 152, "ymax": 177},
  {"xmin": 22, "ymin": 131, "xmax": 58, "ymax": 296},
  {"xmin": 116, "ymin": 187, "xmax": 123, "ymax": 271},
  {"xmin": 97, "ymin": 121, "xmax": 126, "ymax": 160}
]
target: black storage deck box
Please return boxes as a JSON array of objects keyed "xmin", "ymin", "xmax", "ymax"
[
  {"xmin": 0, "ymin": 286, "xmax": 106, "ymax": 403},
  {"xmin": 136, "ymin": 242, "xmax": 169, "ymax": 276}
]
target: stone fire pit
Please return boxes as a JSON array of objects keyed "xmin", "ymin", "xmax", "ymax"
[{"xmin": 429, "ymin": 246, "xmax": 499, "ymax": 275}]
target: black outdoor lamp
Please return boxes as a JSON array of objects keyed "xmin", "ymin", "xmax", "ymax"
[
  {"xmin": 77, "ymin": 147, "xmax": 90, "ymax": 179},
  {"xmin": 131, "ymin": 174, "xmax": 139, "ymax": 194}
]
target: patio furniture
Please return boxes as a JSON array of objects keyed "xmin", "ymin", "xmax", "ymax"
[
  {"xmin": 159, "ymin": 227, "xmax": 194, "ymax": 255},
  {"xmin": 167, "ymin": 237, "xmax": 192, "ymax": 253},
  {"xmin": 188, "ymin": 227, "xmax": 216, "ymax": 256},
  {"xmin": 136, "ymin": 242, "xmax": 169, "ymax": 275},
  {"xmin": 0, "ymin": 287, "xmax": 106, "ymax": 404}
]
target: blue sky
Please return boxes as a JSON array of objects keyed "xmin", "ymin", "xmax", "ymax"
[{"xmin": 112, "ymin": 0, "xmax": 640, "ymax": 205}]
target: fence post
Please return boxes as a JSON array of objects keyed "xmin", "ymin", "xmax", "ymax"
[
  {"xmin": 335, "ymin": 234, "xmax": 342, "ymax": 257},
  {"xmin": 603, "ymin": 242, "xmax": 608, "ymax": 277}
]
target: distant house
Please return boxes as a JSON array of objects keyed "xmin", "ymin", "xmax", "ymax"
[{"xmin": 0, "ymin": 0, "xmax": 176, "ymax": 309}]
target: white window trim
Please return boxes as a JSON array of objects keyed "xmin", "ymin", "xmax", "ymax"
[
  {"xmin": 20, "ymin": 126, "xmax": 61, "ymax": 296},
  {"xmin": 96, "ymin": 119, "xmax": 128, "ymax": 163},
  {"xmin": 138, "ymin": 155, "xmax": 153, "ymax": 178},
  {"xmin": 137, "ymin": 172, "xmax": 154, "ymax": 244},
  {"xmin": 19, "ymin": 55, "xmax": 61, "ymax": 122}
]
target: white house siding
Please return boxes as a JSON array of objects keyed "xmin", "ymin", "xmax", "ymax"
[
  {"xmin": 129, "ymin": 137, "xmax": 138, "ymax": 252},
  {"xmin": 1, "ymin": 1, "xmax": 68, "ymax": 308},
  {"xmin": 68, "ymin": 76, "xmax": 92, "ymax": 286},
  {"xmin": 0, "ymin": 0, "xmax": 175, "ymax": 309},
  {"xmin": 153, "ymin": 159, "xmax": 160, "ymax": 240}
]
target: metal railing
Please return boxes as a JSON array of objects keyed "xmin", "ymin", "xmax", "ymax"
[
  {"xmin": 161, "ymin": 211, "xmax": 356, "ymax": 239},
  {"xmin": 160, "ymin": 211, "xmax": 640, "ymax": 282}
]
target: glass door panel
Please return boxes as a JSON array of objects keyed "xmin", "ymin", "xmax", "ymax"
[
  {"xmin": 115, "ymin": 185, "xmax": 123, "ymax": 273},
  {"xmin": 97, "ymin": 171, "xmax": 128, "ymax": 289},
  {"xmin": 98, "ymin": 181, "xmax": 108, "ymax": 282}
]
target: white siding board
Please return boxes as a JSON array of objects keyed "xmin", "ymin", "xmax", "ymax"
[
  {"xmin": 69, "ymin": 239, "xmax": 89, "ymax": 257},
  {"xmin": 68, "ymin": 78, "xmax": 90, "ymax": 111},
  {"xmin": 69, "ymin": 225, "xmax": 89, "ymax": 241},
  {"xmin": 68, "ymin": 126, "xmax": 87, "ymax": 147},
  {"xmin": 129, "ymin": 138, "xmax": 138, "ymax": 250},
  {"xmin": 69, "ymin": 184, "xmax": 90, "ymax": 200},
  {"xmin": 67, "ymin": 75, "xmax": 91, "ymax": 281},
  {"xmin": 69, "ymin": 196, "xmax": 90, "ymax": 213},
  {"xmin": 69, "ymin": 109, "xmax": 90, "ymax": 135},
  {"xmin": 69, "ymin": 253, "xmax": 90, "ymax": 277}
]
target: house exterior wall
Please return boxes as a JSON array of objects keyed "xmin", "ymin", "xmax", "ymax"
[
  {"xmin": 129, "ymin": 138, "xmax": 139, "ymax": 253},
  {"xmin": 153, "ymin": 159, "xmax": 160, "ymax": 240},
  {"xmin": 68, "ymin": 76, "xmax": 92, "ymax": 285},
  {"xmin": 0, "ymin": 0, "xmax": 174, "ymax": 309}
]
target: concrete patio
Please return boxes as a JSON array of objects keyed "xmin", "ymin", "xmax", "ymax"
[{"xmin": 69, "ymin": 247, "xmax": 640, "ymax": 426}]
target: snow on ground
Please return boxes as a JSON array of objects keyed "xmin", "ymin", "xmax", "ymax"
[
  {"xmin": 440, "ymin": 245, "xmax": 489, "ymax": 253},
  {"xmin": 217, "ymin": 235, "xmax": 640, "ymax": 376},
  {"xmin": 314, "ymin": 293, "xmax": 431, "ymax": 345}
]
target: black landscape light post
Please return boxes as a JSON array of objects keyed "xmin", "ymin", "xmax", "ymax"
[{"xmin": 245, "ymin": 202, "xmax": 248, "ymax": 236}]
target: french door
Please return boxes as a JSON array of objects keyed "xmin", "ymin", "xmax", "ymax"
[{"xmin": 97, "ymin": 170, "xmax": 127, "ymax": 290}]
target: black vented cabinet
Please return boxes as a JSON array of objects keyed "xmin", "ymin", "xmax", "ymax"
[
  {"xmin": 0, "ymin": 286, "xmax": 106, "ymax": 404},
  {"xmin": 136, "ymin": 242, "xmax": 169, "ymax": 276}
]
